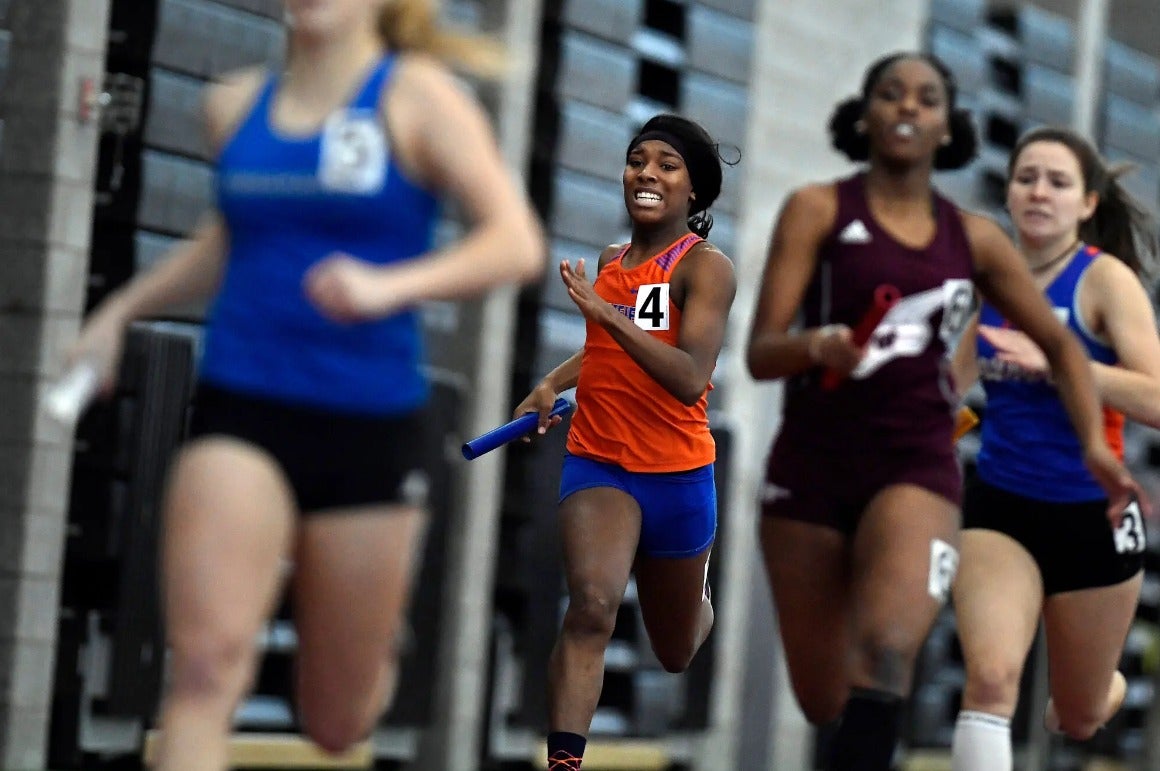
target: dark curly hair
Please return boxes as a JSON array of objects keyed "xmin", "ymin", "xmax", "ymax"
[
  {"xmin": 627, "ymin": 114, "xmax": 739, "ymax": 237},
  {"xmin": 828, "ymin": 51, "xmax": 978, "ymax": 171}
]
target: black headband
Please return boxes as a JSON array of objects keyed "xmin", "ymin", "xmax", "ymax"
[
  {"xmin": 627, "ymin": 130, "xmax": 689, "ymax": 164},
  {"xmin": 625, "ymin": 124, "xmax": 721, "ymax": 216}
]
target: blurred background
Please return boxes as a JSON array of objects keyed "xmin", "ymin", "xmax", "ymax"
[{"xmin": 0, "ymin": 0, "xmax": 1159, "ymax": 769}]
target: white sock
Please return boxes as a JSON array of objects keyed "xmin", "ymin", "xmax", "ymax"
[{"xmin": 952, "ymin": 710, "xmax": 1012, "ymax": 771}]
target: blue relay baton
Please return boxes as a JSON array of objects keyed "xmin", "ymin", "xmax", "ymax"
[{"xmin": 461, "ymin": 397, "xmax": 572, "ymax": 460}]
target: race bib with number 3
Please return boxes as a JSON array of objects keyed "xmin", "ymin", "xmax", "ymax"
[
  {"xmin": 634, "ymin": 283, "xmax": 670, "ymax": 331},
  {"xmin": 1113, "ymin": 499, "xmax": 1147, "ymax": 555}
]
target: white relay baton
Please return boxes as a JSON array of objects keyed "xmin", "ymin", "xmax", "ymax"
[{"xmin": 43, "ymin": 360, "xmax": 101, "ymax": 426}]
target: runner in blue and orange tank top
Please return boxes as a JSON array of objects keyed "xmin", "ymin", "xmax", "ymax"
[
  {"xmin": 514, "ymin": 114, "xmax": 737, "ymax": 771},
  {"xmin": 66, "ymin": 2, "xmax": 544, "ymax": 768},
  {"xmin": 948, "ymin": 128, "xmax": 1160, "ymax": 771},
  {"xmin": 745, "ymin": 53, "xmax": 1140, "ymax": 771}
]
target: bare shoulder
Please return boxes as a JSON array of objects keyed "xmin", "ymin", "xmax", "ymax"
[
  {"xmin": 687, "ymin": 239, "xmax": 735, "ymax": 270},
  {"xmin": 785, "ymin": 181, "xmax": 838, "ymax": 218},
  {"xmin": 1086, "ymin": 251, "xmax": 1143, "ymax": 291},
  {"xmin": 203, "ymin": 66, "xmax": 267, "ymax": 152},
  {"xmin": 955, "ymin": 208, "xmax": 1005, "ymax": 243},
  {"xmin": 389, "ymin": 53, "xmax": 470, "ymax": 111},
  {"xmin": 385, "ymin": 53, "xmax": 495, "ymax": 187},
  {"xmin": 596, "ymin": 243, "xmax": 624, "ymax": 271},
  {"xmin": 773, "ymin": 182, "xmax": 839, "ymax": 241},
  {"xmin": 673, "ymin": 240, "xmax": 736, "ymax": 302}
]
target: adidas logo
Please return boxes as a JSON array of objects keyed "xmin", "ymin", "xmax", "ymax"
[{"xmin": 838, "ymin": 219, "xmax": 872, "ymax": 244}]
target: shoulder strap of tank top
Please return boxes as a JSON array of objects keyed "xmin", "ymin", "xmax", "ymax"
[
  {"xmin": 606, "ymin": 243, "xmax": 630, "ymax": 266},
  {"xmin": 246, "ymin": 70, "xmax": 281, "ymax": 125},
  {"xmin": 352, "ymin": 54, "xmax": 397, "ymax": 111},
  {"xmin": 656, "ymin": 233, "xmax": 703, "ymax": 272},
  {"xmin": 1047, "ymin": 242, "xmax": 1095, "ymax": 293},
  {"xmin": 828, "ymin": 174, "xmax": 863, "ymax": 241}
]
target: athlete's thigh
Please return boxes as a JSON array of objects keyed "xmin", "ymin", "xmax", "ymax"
[
  {"xmin": 558, "ymin": 485, "xmax": 641, "ymax": 601},
  {"xmin": 849, "ymin": 483, "xmax": 959, "ymax": 686},
  {"xmin": 760, "ymin": 515, "xmax": 852, "ymax": 712},
  {"xmin": 634, "ymin": 546, "xmax": 711, "ymax": 649},
  {"xmin": 162, "ymin": 437, "xmax": 296, "ymax": 651},
  {"xmin": 292, "ymin": 504, "xmax": 427, "ymax": 704},
  {"xmin": 633, "ymin": 462, "xmax": 716, "ymax": 637},
  {"xmin": 1043, "ymin": 572, "xmax": 1143, "ymax": 716},
  {"xmin": 953, "ymin": 529, "xmax": 1043, "ymax": 711}
]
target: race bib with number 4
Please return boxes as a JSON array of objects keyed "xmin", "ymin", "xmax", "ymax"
[{"xmin": 634, "ymin": 283, "xmax": 670, "ymax": 331}]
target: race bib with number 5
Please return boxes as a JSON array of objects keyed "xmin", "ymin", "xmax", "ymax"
[
  {"xmin": 319, "ymin": 109, "xmax": 387, "ymax": 194},
  {"xmin": 1113, "ymin": 499, "xmax": 1147, "ymax": 555},
  {"xmin": 634, "ymin": 283, "xmax": 670, "ymax": 331}
]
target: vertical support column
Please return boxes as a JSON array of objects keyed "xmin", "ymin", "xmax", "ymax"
[
  {"xmin": 413, "ymin": 1, "xmax": 543, "ymax": 769},
  {"xmin": 0, "ymin": 0, "xmax": 110, "ymax": 768},
  {"xmin": 1072, "ymin": 0, "xmax": 1109, "ymax": 138}
]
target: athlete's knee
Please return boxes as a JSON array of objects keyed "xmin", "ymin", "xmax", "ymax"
[
  {"xmin": 1056, "ymin": 712, "xmax": 1102, "ymax": 742},
  {"xmin": 298, "ymin": 675, "xmax": 383, "ymax": 754},
  {"xmin": 303, "ymin": 711, "xmax": 370, "ymax": 755},
  {"xmin": 1053, "ymin": 702, "xmax": 1105, "ymax": 741},
  {"xmin": 167, "ymin": 631, "xmax": 257, "ymax": 702},
  {"xmin": 650, "ymin": 604, "xmax": 712, "ymax": 673},
  {"xmin": 854, "ymin": 631, "xmax": 917, "ymax": 694},
  {"xmin": 561, "ymin": 583, "xmax": 620, "ymax": 640},
  {"xmin": 651, "ymin": 639, "xmax": 697, "ymax": 674},
  {"xmin": 794, "ymin": 686, "xmax": 847, "ymax": 725},
  {"xmin": 962, "ymin": 659, "xmax": 1022, "ymax": 714}
]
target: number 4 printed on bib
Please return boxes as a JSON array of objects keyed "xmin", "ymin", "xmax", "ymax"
[{"xmin": 634, "ymin": 283, "xmax": 670, "ymax": 331}]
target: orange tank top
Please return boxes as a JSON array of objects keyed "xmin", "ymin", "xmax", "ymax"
[{"xmin": 566, "ymin": 233, "xmax": 716, "ymax": 472}]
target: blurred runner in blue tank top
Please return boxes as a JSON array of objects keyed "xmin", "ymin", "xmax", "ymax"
[
  {"xmin": 949, "ymin": 127, "xmax": 1160, "ymax": 771},
  {"xmin": 67, "ymin": 1, "xmax": 544, "ymax": 768},
  {"xmin": 745, "ymin": 52, "xmax": 1141, "ymax": 771}
]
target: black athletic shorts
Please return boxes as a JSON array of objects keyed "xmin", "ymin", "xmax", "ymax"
[
  {"xmin": 188, "ymin": 382, "xmax": 433, "ymax": 513},
  {"xmin": 962, "ymin": 476, "xmax": 1145, "ymax": 595}
]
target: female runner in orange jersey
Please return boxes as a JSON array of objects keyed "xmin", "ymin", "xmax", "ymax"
[{"xmin": 514, "ymin": 114, "xmax": 737, "ymax": 770}]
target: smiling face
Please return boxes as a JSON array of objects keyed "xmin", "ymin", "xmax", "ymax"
[
  {"xmin": 1007, "ymin": 140, "xmax": 1098, "ymax": 249},
  {"xmin": 862, "ymin": 57, "xmax": 951, "ymax": 169},
  {"xmin": 622, "ymin": 140, "xmax": 695, "ymax": 228}
]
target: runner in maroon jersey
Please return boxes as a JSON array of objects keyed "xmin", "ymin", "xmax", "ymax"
[{"xmin": 745, "ymin": 52, "xmax": 1139, "ymax": 771}]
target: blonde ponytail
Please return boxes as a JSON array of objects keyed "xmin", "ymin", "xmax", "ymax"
[{"xmin": 378, "ymin": 0, "xmax": 507, "ymax": 80}]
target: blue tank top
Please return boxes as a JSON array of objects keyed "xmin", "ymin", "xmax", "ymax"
[
  {"xmin": 201, "ymin": 54, "xmax": 439, "ymax": 414},
  {"xmin": 975, "ymin": 244, "xmax": 1122, "ymax": 502}
]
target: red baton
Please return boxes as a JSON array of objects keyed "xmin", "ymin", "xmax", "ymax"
[{"xmin": 820, "ymin": 283, "xmax": 901, "ymax": 390}]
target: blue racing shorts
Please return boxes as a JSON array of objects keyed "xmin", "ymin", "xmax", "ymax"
[{"xmin": 559, "ymin": 454, "xmax": 716, "ymax": 558}]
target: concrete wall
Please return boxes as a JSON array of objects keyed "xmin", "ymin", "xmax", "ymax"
[{"xmin": 0, "ymin": 0, "xmax": 110, "ymax": 767}]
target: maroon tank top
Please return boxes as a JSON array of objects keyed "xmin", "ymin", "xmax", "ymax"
[{"xmin": 778, "ymin": 173, "xmax": 975, "ymax": 453}]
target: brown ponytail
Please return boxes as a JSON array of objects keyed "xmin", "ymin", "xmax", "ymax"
[{"xmin": 378, "ymin": 0, "xmax": 506, "ymax": 80}]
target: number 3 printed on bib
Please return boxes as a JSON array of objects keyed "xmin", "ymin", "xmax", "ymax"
[
  {"xmin": 634, "ymin": 283, "xmax": 670, "ymax": 331},
  {"xmin": 1113, "ymin": 499, "xmax": 1147, "ymax": 555}
]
